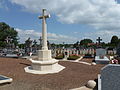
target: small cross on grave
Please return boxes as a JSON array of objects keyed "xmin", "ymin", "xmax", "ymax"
[
  {"xmin": 33, "ymin": 40, "xmax": 37, "ymax": 44},
  {"xmin": 5, "ymin": 36, "xmax": 13, "ymax": 49},
  {"xmin": 96, "ymin": 37, "xmax": 102, "ymax": 45}
]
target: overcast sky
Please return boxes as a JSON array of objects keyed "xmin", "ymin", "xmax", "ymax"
[{"xmin": 0, "ymin": 0, "xmax": 120, "ymax": 44}]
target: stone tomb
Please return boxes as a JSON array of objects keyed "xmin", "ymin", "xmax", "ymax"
[
  {"xmin": 95, "ymin": 48, "xmax": 109, "ymax": 64},
  {"xmin": 98, "ymin": 64, "xmax": 120, "ymax": 90}
]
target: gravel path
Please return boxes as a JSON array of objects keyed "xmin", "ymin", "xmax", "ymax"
[{"xmin": 0, "ymin": 58, "xmax": 104, "ymax": 90}]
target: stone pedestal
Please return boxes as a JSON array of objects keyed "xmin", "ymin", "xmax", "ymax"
[
  {"xmin": 31, "ymin": 59, "xmax": 58, "ymax": 71},
  {"xmin": 24, "ymin": 50, "xmax": 65, "ymax": 74},
  {"xmin": 37, "ymin": 50, "xmax": 52, "ymax": 61}
]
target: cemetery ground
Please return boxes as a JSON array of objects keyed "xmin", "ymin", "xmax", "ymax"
[{"xmin": 0, "ymin": 57, "xmax": 105, "ymax": 90}]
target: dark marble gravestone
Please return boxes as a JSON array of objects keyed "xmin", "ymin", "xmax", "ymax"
[{"xmin": 98, "ymin": 64, "xmax": 120, "ymax": 90}]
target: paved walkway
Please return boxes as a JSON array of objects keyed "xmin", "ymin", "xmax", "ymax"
[
  {"xmin": 61, "ymin": 56, "xmax": 92, "ymax": 65},
  {"xmin": 70, "ymin": 86, "xmax": 92, "ymax": 90}
]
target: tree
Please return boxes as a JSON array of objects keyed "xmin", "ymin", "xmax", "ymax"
[
  {"xmin": 51, "ymin": 43, "xmax": 56, "ymax": 49},
  {"xmin": 73, "ymin": 41, "xmax": 80, "ymax": 49},
  {"xmin": 110, "ymin": 35, "xmax": 119, "ymax": 48},
  {"xmin": 18, "ymin": 43, "xmax": 25, "ymax": 49},
  {"xmin": 0, "ymin": 22, "xmax": 18, "ymax": 48},
  {"xmin": 80, "ymin": 39, "xmax": 93, "ymax": 47}
]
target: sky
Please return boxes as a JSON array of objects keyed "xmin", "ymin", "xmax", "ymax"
[{"xmin": 0, "ymin": 0, "xmax": 120, "ymax": 44}]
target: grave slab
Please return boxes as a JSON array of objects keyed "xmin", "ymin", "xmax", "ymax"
[{"xmin": 0, "ymin": 75, "xmax": 13, "ymax": 84}]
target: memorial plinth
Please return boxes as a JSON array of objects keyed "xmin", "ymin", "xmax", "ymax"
[{"xmin": 24, "ymin": 9, "xmax": 65, "ymax": 74}]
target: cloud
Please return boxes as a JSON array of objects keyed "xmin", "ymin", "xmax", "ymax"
[
  {"xmin": 10, "ymin": 0, "xmax": 120, "ymax": 31},
  {"xmin": 83, "ymin": 30, "xmax": 120, "ymax": 43},
  {"xmin": 9, "ymin": 0, "xmax": 120, "ymax": 43},
  {"xmin": 16, "ymin": 28, "xmax": 78, "ymax": 44}
]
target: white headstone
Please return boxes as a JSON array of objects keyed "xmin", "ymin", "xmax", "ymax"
[{"xmin": 95, "ymin": 48, "xmax": 109, "ymax": 64}]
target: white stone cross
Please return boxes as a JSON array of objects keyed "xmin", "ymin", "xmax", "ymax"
[{"xmin": 38, "ymin": 9, "xmax": 50, "ymax": 50}]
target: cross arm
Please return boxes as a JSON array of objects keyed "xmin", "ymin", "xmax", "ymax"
[{"xmin": 38, "ymin": 14, "xmax": 51, "ymax": 19}]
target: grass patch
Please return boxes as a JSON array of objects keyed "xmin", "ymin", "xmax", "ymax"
[
  {"xmin": 55, "ymin": 54, "xmax": 64, "ymax": 59},
  {"xmin": 67, "ymin": 54, "xmax": 80, "ymax": 60}
]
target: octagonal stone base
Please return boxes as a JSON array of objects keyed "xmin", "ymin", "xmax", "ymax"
[
  {"xmin": 37, "ymin": 50, "xmax": 52, "ymax": 61},
  {"xmin": 24, "ymin": 59, "xmax": 65, "ymax": 74}
]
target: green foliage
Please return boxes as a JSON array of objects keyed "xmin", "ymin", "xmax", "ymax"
[
  {"xmin": 18, "ymin": 43, "xmax": 25, "ymax": 49},
  {"xmin": 111, "ymin": 36, "xmax": 118, "ymax": 43},
  {"xmin": 0, "ymin": 22, "xmax": 18, "ymax": 47},
  {"xmin": 80, "ymin": 39, "xmax": 93, "ymax": 47},
  {"xmin": 55, "ymin": 54, "xmax": 64, "ymax": 59},
  {"xmin": 0, "ymin": 41, "xmax": 6, "ymax": 48},
  {"xmin": 67, "ymin": 54, "xmax": 80, "ymax": 60},
  {"xmin": 73, "ymin": 41, "xmax": 80, "ymax": 49},
  {"xmin": 110, "ymin": 35, "xmax": 119, "ymax": 48},
  {"xmin": 101, "ymin": 42, "xmax": 107, "ymax": 48},
  {"xmin": 51, "ymin": 43, "xmax": 56, "ymax": 48}
]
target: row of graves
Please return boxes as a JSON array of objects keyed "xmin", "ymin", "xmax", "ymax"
[
  {"xmin": 24, "ymin": 37, "xmax": 52, "ymax": 56},
  {"xmin": 2, "ymin": 35, "xmax": 115, "ymax": 58},
  {"xmin": 0, "ymin": 36, "xmax": 23, "ymax": 58},
  {"xmin": 51, "ymin": 48, "xmax": 117, "ymax": 58},
  {"xmin": 51, "ymin": 48, "xmax": 95, "ymax": 57},
  {"xmin": 51, "ymin": 37, "xmax": 117, "ymax": 59},
  {"xmin": 0, "ymin": 35, "xmax": 117, "ymax": 60},
  {"xmin": 0, "ymin": 37, "xmax": 40, "ymax": 57}
]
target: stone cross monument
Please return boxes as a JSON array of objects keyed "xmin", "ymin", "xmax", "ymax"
[
  {"xmin": 39, "ymin": 9, "xmax": 50, "ymax": 50},
  {"xmin": 37, "ymin": 9, "xmax": 51, "ymax": 60},
  {"xmin": 24, "ymin": 9, "xmax": 65, "ymax": 74}
]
